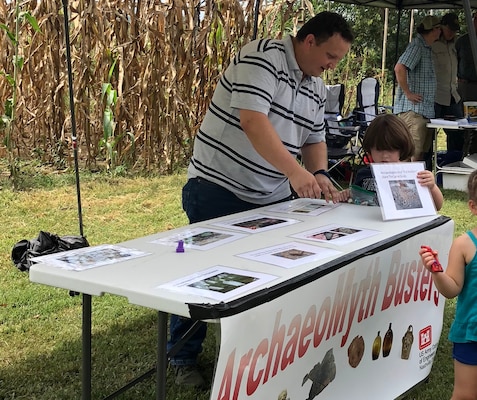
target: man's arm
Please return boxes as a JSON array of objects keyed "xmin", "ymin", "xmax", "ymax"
[
  {"xmin": 239, "ymin": 109, "xmax": 302, "ymax": 179},
  {"xmin": 301, "ymin": 141, "xmax": 341, "ymax": 202},
  {"xmin": 394, "ymin": 63, "xmax": 422, "ymax": 104},
  {"xmin": 301, "ymin": 141, "xmax": 328, "ymax": 172},
  {"xmin": 239, "ymin": 109, "xmax": 338, "ymax": 201}
]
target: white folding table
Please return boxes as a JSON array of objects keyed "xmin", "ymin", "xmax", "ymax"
[
  {"xmin": 427, "ymin": 120, "xmax": 477, "ymax": 175},
  {"xmin": 29, "ymin": 201, "xmax": 454, "ymax": 400}
]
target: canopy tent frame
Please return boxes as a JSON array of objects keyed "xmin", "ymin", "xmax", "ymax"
[{"xmin": 251, "ymin": 0, "xmax": 477, "ymax": 100}]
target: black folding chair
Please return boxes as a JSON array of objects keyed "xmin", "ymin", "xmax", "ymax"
[
  {"xmin": 324, "ymin": 84, "xmax": 361, "ymax": 189},
  {"xmin": 354, "ymin": 77, "xmax": 380, "ymax": 137}
]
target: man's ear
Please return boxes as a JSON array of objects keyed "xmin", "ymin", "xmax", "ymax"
[{"xmin": 304, "ymin": 33, "xmax": 315, "ymax": 47}]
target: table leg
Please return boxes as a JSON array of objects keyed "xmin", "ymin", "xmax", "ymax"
[
  {"xmin": 82, "ymin": 294, "xmax": 92, "ymax": 400},
  {"xmin": 433, "ymin": 128, "xmax": 438, "ymax": 176},
  {"xmin": 157, "ymin": 311, "xmax": 168, "ymax": 400}
]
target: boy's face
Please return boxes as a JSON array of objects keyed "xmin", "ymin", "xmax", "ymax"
[{"xmin": 369, "ymin": 148, "xmax": 401, "ymax": 163}]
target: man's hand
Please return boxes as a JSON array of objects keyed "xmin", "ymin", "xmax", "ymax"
[
  {"xmin": 289, "ymin": 169, "xmax": 323, "ymax": 199},
  {"xmin": 289, "ymin": 169, "xmax": 340, "ymax": 203},
  {"xmin": 405, "ymin": 91, "xmax": 423, "ymax": 104},
  {"xmin": 314, "ymin": 172, "xmax": 340, "ymax": 202}
]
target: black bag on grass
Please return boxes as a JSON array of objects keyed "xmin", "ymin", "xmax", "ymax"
[{"xmin": 12, "ymin": 231, "xmax": 89, "ymax": 272}]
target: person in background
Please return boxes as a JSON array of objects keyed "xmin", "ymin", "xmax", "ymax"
[
  {"xmin": 170, "ymin": 11, "xmax": 353, "ymax": 387},
  {"xmin": 456, "ymin": 13, "xmax": 477, "ymax": 154},
  {"xmin": 419, "ymin": 169, "xmax": 477, "ymax": 400},
  {"xmin": 394, "ymin": 15, "xmax": 442, "ymax": 161},
  {"xmin": 432, "ymin": 13, "xmax": 465, "ymax": 154},
  {"xmin": 345, "ymin": 114, "xmax": 443, "ymax": 210}
]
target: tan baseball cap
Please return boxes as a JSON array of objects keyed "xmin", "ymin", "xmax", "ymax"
[{"xmin": 420, "ymin": 15, "xmax": 441, "ymax": 30}]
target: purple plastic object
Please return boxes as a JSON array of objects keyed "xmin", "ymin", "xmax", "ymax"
[{"xmin": 176, "ymin": 240, "xmax": 185, "ymax": 253}]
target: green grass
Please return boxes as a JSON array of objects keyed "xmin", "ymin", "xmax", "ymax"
[{"xmin": 0, "ymin": 164, "xmax": 473, "ymax": 400}]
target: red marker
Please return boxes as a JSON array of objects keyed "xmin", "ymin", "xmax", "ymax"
[{"xmin": 420, "ymin": 245, "xmax": 443, "ymax": 272}]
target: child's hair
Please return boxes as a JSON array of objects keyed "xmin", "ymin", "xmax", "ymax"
[
  {"xmin": 467, "ymin": 169, "xmax": 477, "ymax": 202},
  {"xmin": 362, "ymin": 114, "xmax": 415, "ymax": 161}
]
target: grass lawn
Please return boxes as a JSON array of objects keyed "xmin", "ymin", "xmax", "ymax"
[{"xmin": 0, "ymin": 163, "xmax": 472, "ymax": 399}]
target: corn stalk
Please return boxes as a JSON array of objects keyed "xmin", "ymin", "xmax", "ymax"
[{"xmin": 0, "ymin": 2, "xmax": 39, "ymax": 186}]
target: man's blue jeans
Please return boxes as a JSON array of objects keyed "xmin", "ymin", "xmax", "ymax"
[{"xmin": 168, "ymin": 177, "xmax": 289, "ymax": 365}]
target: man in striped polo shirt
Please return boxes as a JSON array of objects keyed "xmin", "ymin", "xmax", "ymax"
[{"xmin": 170, "ymin": 11, "xmax": 354, "ymax": 387}]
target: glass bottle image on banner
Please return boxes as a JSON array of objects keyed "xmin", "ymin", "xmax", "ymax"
[
  {"xmin": 372, "ymin": 331, "xmax": 381, "ymax": 360},
  {"xmin": 383, "ymin": 323, "xmax": 393, "ymax": 357},
  {"xmin": 401, "ymin": 325, "xmax": 414, "ymax": 360}
]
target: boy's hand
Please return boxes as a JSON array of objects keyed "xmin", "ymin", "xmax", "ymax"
[
  {"xmin": 417, "ymin": 170, "xmax": 437, "ymax": 189},
  {"xmin": 337, "ymin": 188, "xmax": 351, "ymax": 203},
  {"xmin": 419, "ymin": 245, "xmax": 443, "ymax": 272}
]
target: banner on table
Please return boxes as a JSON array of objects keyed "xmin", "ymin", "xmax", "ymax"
[{"xmin": 211, "ymin": 222, "xmax": 453, "ymax": 400}]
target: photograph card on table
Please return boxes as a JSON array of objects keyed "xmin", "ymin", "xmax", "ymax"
[
  {"xmin": 156, "ymin": 266, "xmax": 278, "ymax": 301},
  {"xmin": 237, "ymin": 241, "xmax": 341, "ymax": 268},
  {"xmin": 371, "ymin": 162, "xmax": 437, "ymax": 221},
  {"xmin": 30, "ymin": 244, "xmax": 150, "ymax": 271},
  {"xmin": 266, "ymin": 198, "xmax": 340, "ymax": 216},
  {"xmin": 291, "ymin": 224, "xmax": 381, "ymax": 246},
  {"xmin": 210, "ymin": 214, "xmax": 300, "ymax": 233},
  {"xmin": 150, "ymin": 227, "xmax": 247, "ymax": 250}
]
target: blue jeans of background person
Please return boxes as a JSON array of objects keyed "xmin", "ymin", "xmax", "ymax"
[
  {"xmin": 168, "ymin": 177, "xmax": 291, "ymax": 366},
  {"xmin": 434, "ymin": 100, "xmax": 465, "ymax": 152}
]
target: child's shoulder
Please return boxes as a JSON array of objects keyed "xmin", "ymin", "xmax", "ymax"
[
  {"xmin": 453, "ymin": 230, "xmax": 477, "ymax": 265},
  {"xmin": 461, "ymin": 229, "xmax": 477, "ymax": 240},
  {"xmin": 453, "ymin": 230, "xmax": 477, "ymax": 250}
]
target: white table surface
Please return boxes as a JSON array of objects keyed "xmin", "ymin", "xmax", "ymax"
[
  {"xmin": 427, "ymin": 122, "xmax": 477, "ymax": 175},
  {"xmin": 29, "ymin": 202, "xmax": 443, "ymax": 318}
]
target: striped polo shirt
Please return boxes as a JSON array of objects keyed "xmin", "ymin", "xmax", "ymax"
[{"xmin": 187, "ymin": 35, "xmax": 327, "ymax": 205}]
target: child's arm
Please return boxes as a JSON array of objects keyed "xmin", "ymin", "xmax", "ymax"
[
  {"xmin": 419, "ymin": 238, "xmax": 466, "ymax": 298},
  {"xmin": 417, "ymin": 170, "xmax": 444, "ymax": 211}
]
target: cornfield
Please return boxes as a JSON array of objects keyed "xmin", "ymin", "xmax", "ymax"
[{"xmin": 1, "ymin": 0, "xmax": 319, "ymax": 174}]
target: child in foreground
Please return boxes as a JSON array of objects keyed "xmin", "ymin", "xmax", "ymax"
[
  {"xmin": 419, "ymin": 169, "xmax": 477, "ymax": 400},
  {"xmin": 345, "ymin": 113, "xmax": 443, "ymax": 210}
]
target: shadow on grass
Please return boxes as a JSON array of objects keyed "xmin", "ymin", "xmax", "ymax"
[
  {"xmin": 0, "ymin": 296, "xmax": 217, "ymax": 400},
  {"xmin": 400, "ymin": 300, "xmax": 456, "ymax": 400}
]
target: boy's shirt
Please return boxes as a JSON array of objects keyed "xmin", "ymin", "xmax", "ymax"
[
  {"xmin": 353, "ymin": 166, "xmax": 379, "ymax": 205},
  {"xmin": 354, "ymin": 165, "xmax": 376, "ymax": 192}
]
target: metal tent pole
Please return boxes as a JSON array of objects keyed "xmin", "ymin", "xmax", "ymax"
[
  {"xmin": 462, "ymin": 0, "xmax": 477, "ymax": 80},
  {"xmin": 61, "ymin": 0, "xmax": 84, "ymax": 238},
  {"xmin": 391, "ymin": 8, "xmax": 403, "ymax": 107},
  {"xmin": 252, "ymin": 0, "xmax": 261, "ymax": 40}
]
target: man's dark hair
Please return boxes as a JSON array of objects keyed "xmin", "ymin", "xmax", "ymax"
[{"xmin": 296, "ymin": 11, "xmax": 354, "ymax": 45}]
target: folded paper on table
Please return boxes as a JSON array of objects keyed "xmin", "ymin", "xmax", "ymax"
[{"xmin": 429, "ymin": 118, "xmax": 469, "ymax": 126}]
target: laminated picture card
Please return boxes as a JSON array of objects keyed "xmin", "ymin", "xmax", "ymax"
[{"xmin": 371, "ymin": 162, "xmax": 437, "ymax": 221}]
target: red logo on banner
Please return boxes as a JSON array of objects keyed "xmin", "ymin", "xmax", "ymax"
[{"xmin": 419, "ymin": 326, "xmax": 432, "ymax": 350}]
